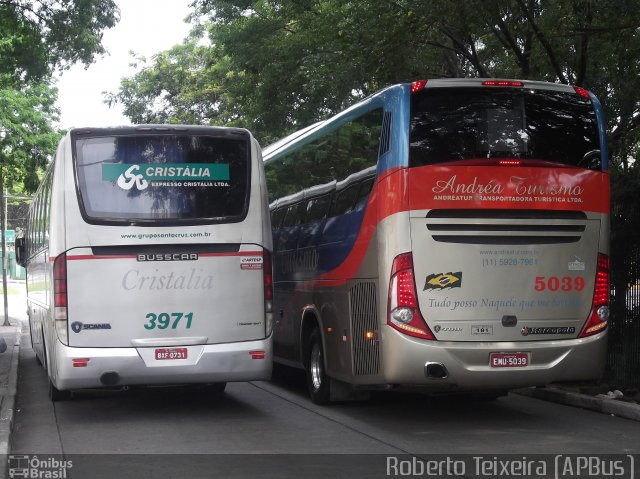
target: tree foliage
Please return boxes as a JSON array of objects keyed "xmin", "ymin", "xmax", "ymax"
[
  {"xmin": 1, "ymin": 0, "xmax": 119, "ymax": 195},
  {"xmin": 0, "ymin": 0, "xmax": 119, "ymax": 85},
  {"xmin": 0, "ymin": 79, "xmax": 60, "ymax": 192},
  {"xmin": 112, "ymin": 0, "xmax": 640, "ymax": 158}
]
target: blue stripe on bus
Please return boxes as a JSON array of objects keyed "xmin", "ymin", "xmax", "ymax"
[{"xmin": 589, "ymin": 92, "xmax": 609, "ymax": 171}]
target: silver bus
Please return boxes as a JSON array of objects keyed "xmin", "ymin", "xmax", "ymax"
[{"xmin": 16, "ymin": 125, "xmax": 273, "ymax": 400}]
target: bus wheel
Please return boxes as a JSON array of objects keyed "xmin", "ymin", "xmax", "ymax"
[
  {"xmin": 43, "ymin": 340, "xmax": 71, "ymax": 402},
  {"xmin": 208, "ymin": 382, "xmax": 227, "ymax": 394},
  {"xmin": 34, "ymin": 328, "xmax": 44, "ymax": 367},
  {"xmin": 305, "ymin": 328, "xmax": 330, "ymax": 405},
  {"xmin": 48, "ymin": 378, "xmax": 71, "ymax": 402}
]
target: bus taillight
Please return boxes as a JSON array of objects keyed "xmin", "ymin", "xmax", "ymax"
[
  {"xmin": 498, "ymin": 159, "xmax": 522, "ymax": 166},
  {"xmin": 387, "ymin": 253, "xmax": 435, "ymax": 340},
  {"xmin": 53, "ymin": 253, "xmax": 69, "ymax": 344},
  {"xmin": 573, "ymin": 86, "xmax": 590, "ymax": 99},
  {"xmin": 482, "ymin": 80, "xmax": 524, "ymax": 87},
  {"xmin": 263, "ymin": 250, "xmax": 273, "ymax": 336},
  {"xmin": 411, "ymin": 80, "xmax": 427, "ymax": 94},
  {"xmin": 580, "ymin": 253, "xmax": 610, "ymax": 338}
]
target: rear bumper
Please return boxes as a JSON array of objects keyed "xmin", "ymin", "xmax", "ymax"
[
  {"xmin": 52, "ymin": 337, "xmax": 272, "ymax": 390},
  {"xmin": 380, "ymin": 327, "xmax": 607, "ymax": 390}
]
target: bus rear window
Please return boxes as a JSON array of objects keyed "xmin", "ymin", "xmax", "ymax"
[
  {"xmin": 74, "ymin": 134, "xmax": 250, "ymax": 224},
  {"xmin": 410, "ymin": 87, "xmax": 600, "ymax": 169}
]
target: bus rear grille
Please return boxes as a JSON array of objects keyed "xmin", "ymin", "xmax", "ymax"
[
  {"xmin": 349, "ymin": 282, "xmax": 380, "ymax": 376},
  {"xmin": 425, "ymin": 209, "xmax": 587, "ymax": 245}
]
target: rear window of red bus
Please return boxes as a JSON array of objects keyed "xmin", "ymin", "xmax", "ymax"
[
  {"xmin": 73, "ymin": 132, "xmax": 250, "ymax": 225},
  {"xmin": 410, "ymin": 87, "xmax": 600, "ymax": 169}
]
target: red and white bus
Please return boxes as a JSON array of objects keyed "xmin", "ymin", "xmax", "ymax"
[{"xmin": 263, "ymin": 79, "xmax": 609, "ymax": 404}]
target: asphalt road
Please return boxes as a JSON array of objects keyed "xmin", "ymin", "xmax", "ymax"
[{"xmin": 9, "ymin": 320, "xmax": 640, "ymax": 479}]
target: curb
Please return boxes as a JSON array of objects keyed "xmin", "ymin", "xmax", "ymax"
[
  {"xmin": 514, "ymin": 386, "xmax": 640, "ymax": 422},
  {"xmin": 0, "ymin": 325, "xmax": 21, "ymax": 479}
]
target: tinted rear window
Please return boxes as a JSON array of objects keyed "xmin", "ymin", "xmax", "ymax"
[
  {"xmin": 410, "ymin": 87, "xmax": 600, "ymax": 169},
  {"xmin": 74, "ymin": 134, "xmax": 250, "ymax": 224}
]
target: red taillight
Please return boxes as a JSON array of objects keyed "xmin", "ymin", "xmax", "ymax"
[
  {"xmin": 579, "ymin": 253, "xmax": 610, "ymax": 338},
  {"xmin": 387, "ymin": 253, "xmax": 435, "ymax": 340},
  {"xmin": 482, "ymin": 80, "xmax": 524, "ymax": 87},
  {"xmin": 263, "ymin": 250, "xmax": 273, "ymax": 302},
  {"xmin": 411, "ymin": 80, "xmax": 427, "ymax": 94},
  {"xmin": 574, "ymin": 86, "xmax": 590, "ymax": 99},
  {"xmin": 53, "ymin": 253, "xmax": 68, "ymax": 314},
  {"xmin": 263, "ymin": 250, "xmax": 273, "ymax": 336}
]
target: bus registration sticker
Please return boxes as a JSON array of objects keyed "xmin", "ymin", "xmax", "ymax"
[
  {"xmin": 155, "ymin": 348, "xmax": 188, "ymax": 360},
  {"xmin": 489, "ymin": 352, "xmax": 529, "ymax": 368}
]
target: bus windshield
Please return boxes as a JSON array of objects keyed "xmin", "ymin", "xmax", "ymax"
[
  {"xmin": 410, "ymin": 87, "xmax": 600, "ymax": 169},
  {"xmin": 74, "ymin": 133, "xmax": 250, "ymax": 223}
]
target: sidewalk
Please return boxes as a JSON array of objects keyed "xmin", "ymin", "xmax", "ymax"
[
  {"xmin": 515, "ymin": 386, "xmax": 640, "ymax": 421},
  {"xmin": 0, "ymin": 280, "xmax": 26, "ymax": 479},
  {"xmin": 0, "ymin": 323, "xmax": 21, "ymax": 455}
]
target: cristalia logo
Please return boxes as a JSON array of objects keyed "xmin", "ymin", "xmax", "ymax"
[{"xmin": 117, "ymin": 165, "xmax": 149, "ymax": 191}]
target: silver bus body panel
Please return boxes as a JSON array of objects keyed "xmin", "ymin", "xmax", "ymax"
[
  {"xmin": 381, "ymin": 327, "xmax": 606, "ymax": 389},
  {"xmin": 53, "ymin": 337, "xmax": 272, "ymax": 390},
  {"xmin": 409, "ymin": 214, "xmax": 601, "ymax": 341}
]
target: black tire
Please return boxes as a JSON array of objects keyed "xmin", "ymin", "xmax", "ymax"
[
  {"xmin": 469, "ymin": 389, "xmax": 509, "ymax": 401},
  {"xmin": 48, "ymin": 377, "xmax": 71, "ymax": 402},
  {"xmin": 208, "ymin": 382, "xmax": 227, "ymax": 394},
  {"xmin": 305, "ymin": 328, "xmax": 330, "ymax": 405},
  {"xmin": 43, "ymin": 339, "xmax": 71, "ymax": 402},
  {"xmin": 35, "ymin": 328, "xmax": 45, "ymax": 367}
]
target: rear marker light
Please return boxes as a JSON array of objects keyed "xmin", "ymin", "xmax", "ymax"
[
  {"xmin": 574, "ymin": 86, "xmax": 590, "ymax": 99},
  {"xmin": 250, "ymin": 350, "xmax": 266, "ymax": 360},
  {"xmin": 72, "ymin": 358, "xmax": 90, "ymax": 368},
  {"xmin": 580, "ymin": 253, "xmax": 610, "ymax": 338},
  {"xmin": 483, "ymin": 80, "xmax": 524, "ymax": 87},
  {"xmin": 411, "ymin": 80, "xmax": 427, "ymax": 94}
]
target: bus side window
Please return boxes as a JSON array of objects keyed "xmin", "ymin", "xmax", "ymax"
[
  {"xmin": 354, "ymin": 177, "xmax": 375, "ymax": 212},
  {"xmin": 329, "ymin": 183, "xmax": 359, "ymax": 218},
  {"xmin": 298, "ymin": 194, "xmax": 332, "ymax": 249},
  {"xmin": 278, "ymin": 202, "xmax": 306, "ymax": 251},
  {"xmin": 305, "ymin": 194, "xmax": 332, "ymax": 224},
  {"xmin": 271, "ymin": 207, "xmax": 286, "ymax": 230},
  {"xmin": 282, "ymin": 203, "xmax": 305, "ymax": 228}
]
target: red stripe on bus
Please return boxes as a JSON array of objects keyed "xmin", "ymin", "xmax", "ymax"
[
  {"xmin": 65, "ymin": 255, "xmax": 136, "ymax": 261},
  {"xmin": 308, "ymin": 165, "xmax": 609, "ymax": 287},
  {"xmin": 407, "ymin": 166, "xmax": 610, "ymax": 214}
]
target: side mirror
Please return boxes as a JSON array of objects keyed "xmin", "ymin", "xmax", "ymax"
[{"xmin": 15, "ymin": 237, "xmax": 26, "ymax": 267}]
